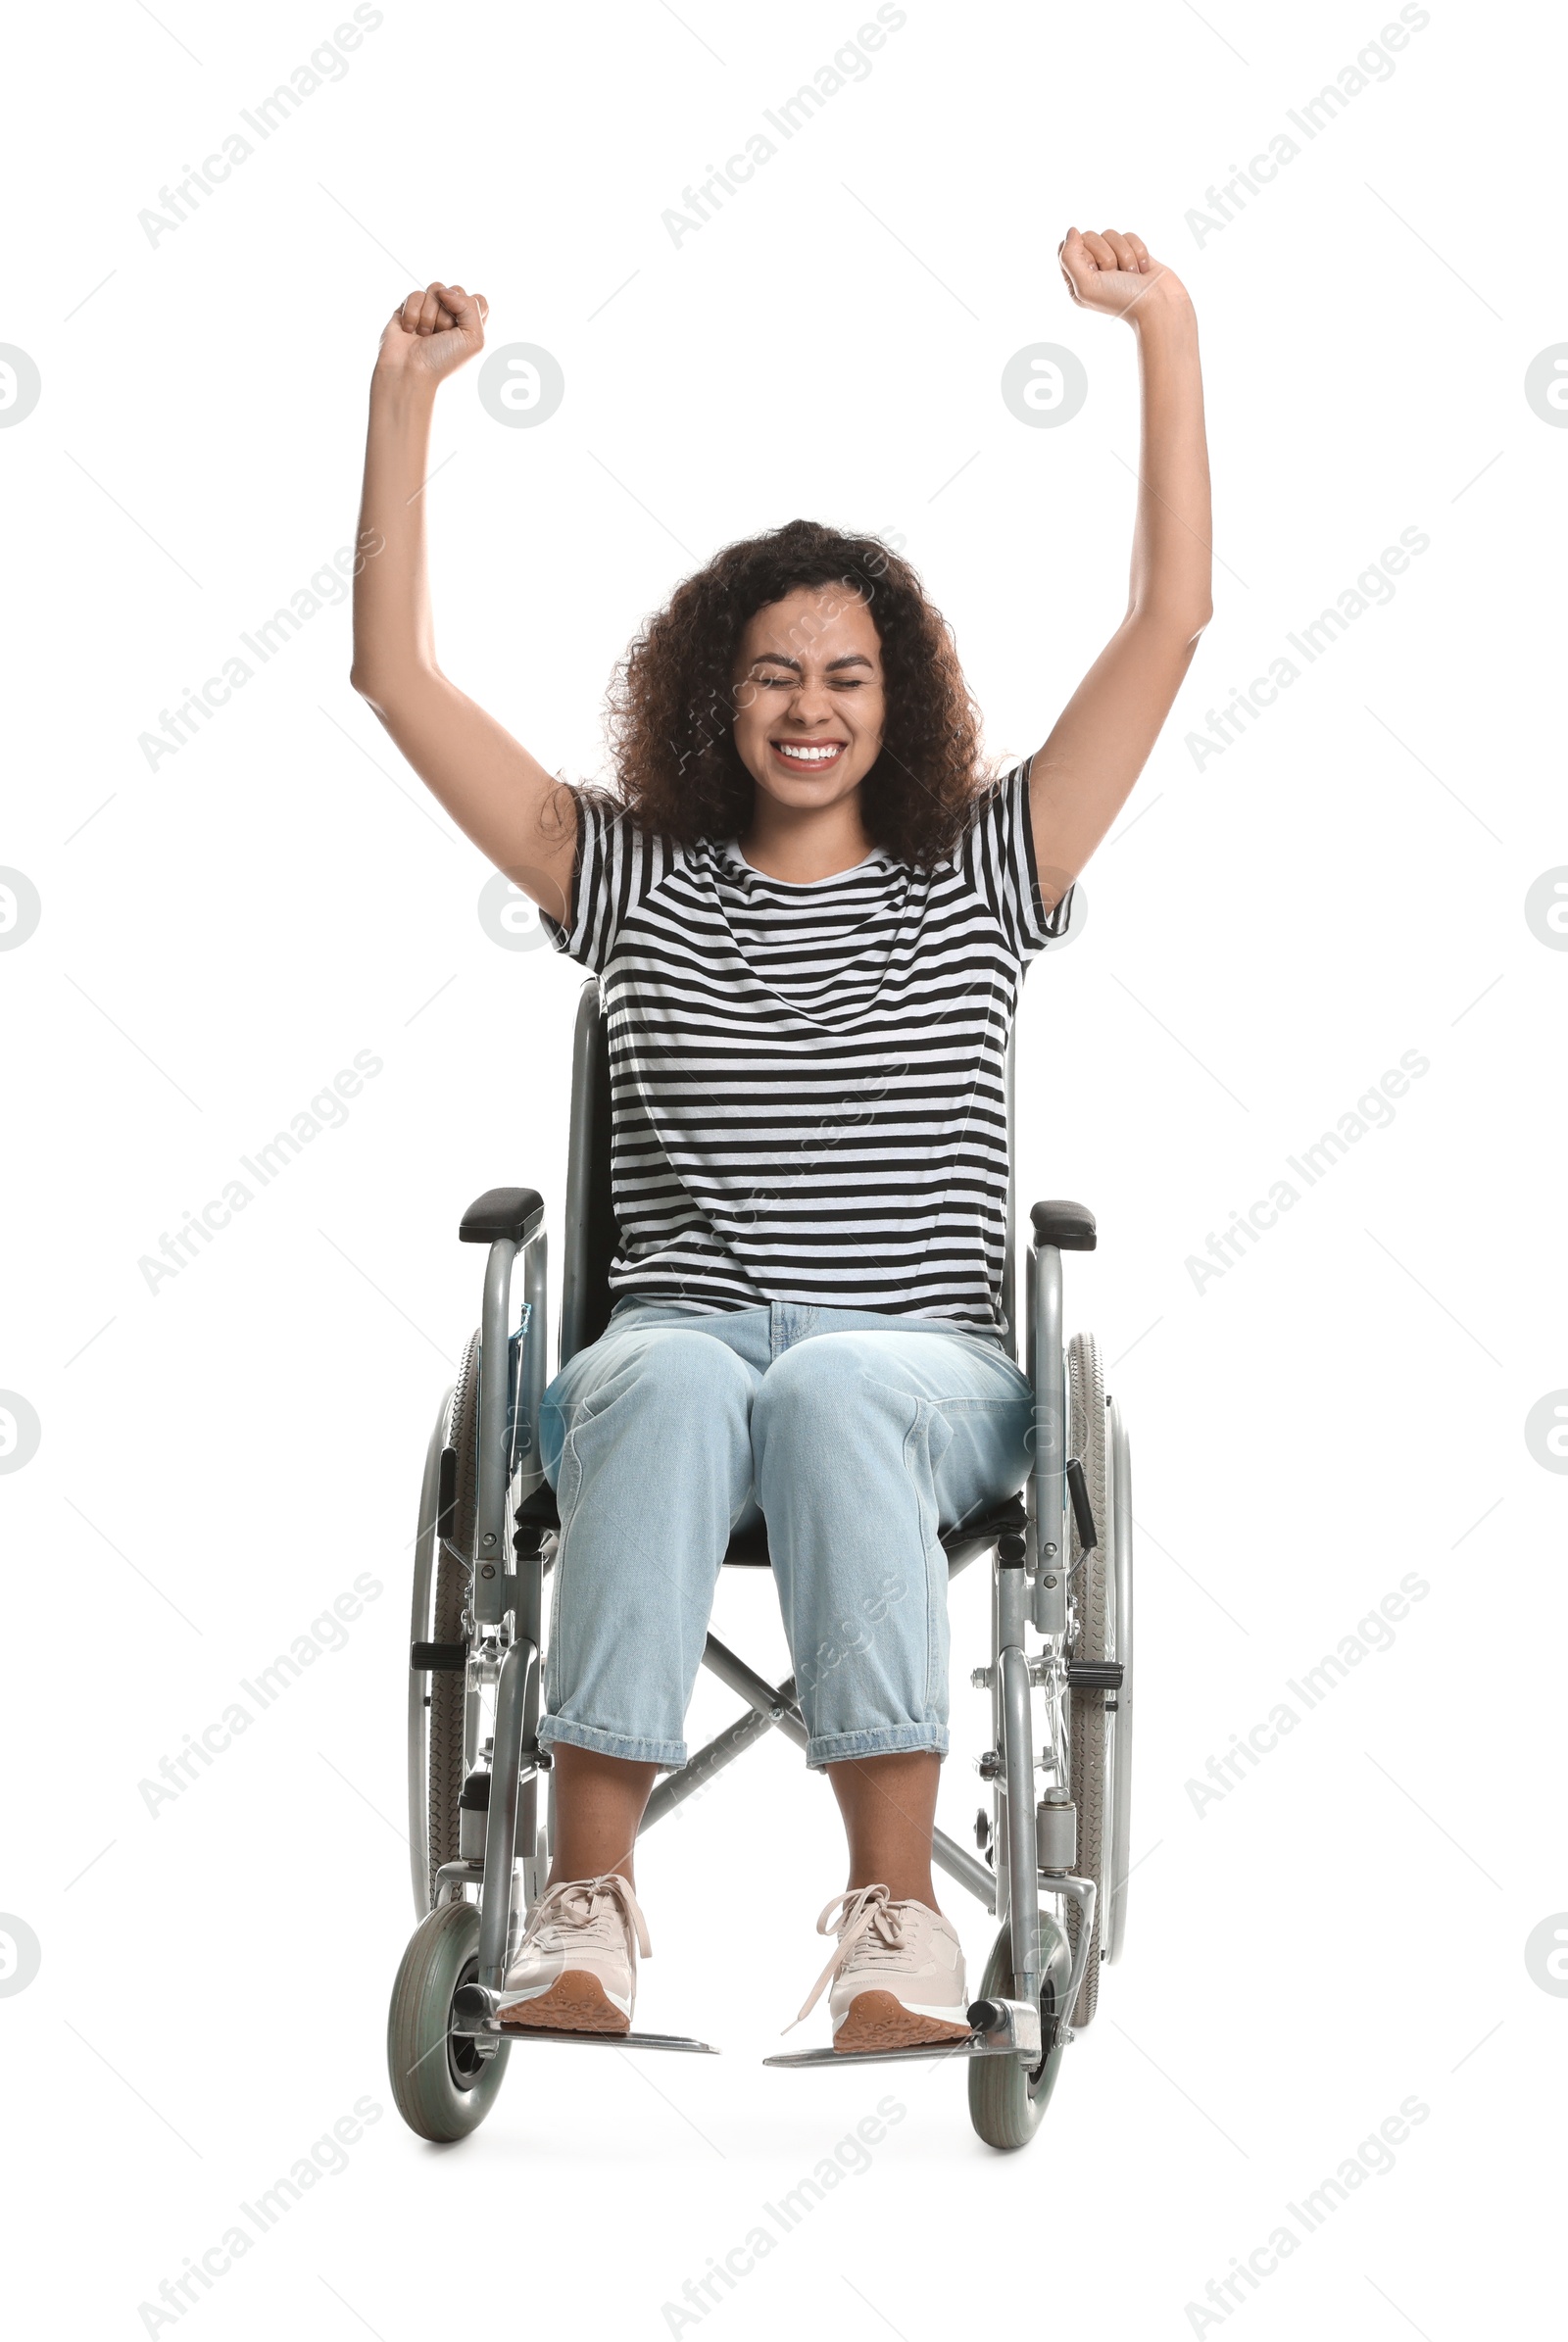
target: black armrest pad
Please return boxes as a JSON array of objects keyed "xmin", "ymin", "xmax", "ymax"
[
  {"xmin": 1030, "ymin": 1198, "xmax": 1097, "ymax": 1250},
  {"xmin": 459, "ymin": 1187, "xmax": 545, "ymax": 1245}
]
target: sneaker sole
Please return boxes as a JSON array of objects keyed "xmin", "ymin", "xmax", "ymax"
[
  {"xmin": 832, "ymin": 1989, "xmax": 972, "ymax": 2054},
  {"xmin": 496, "ymin": 1971, "xmax": 631, "ymax": 2034}
]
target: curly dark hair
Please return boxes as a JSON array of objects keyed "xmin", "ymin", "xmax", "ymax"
[{"xmin": 599, "ymin": 518, "xmax": 991, "ymax": 868}]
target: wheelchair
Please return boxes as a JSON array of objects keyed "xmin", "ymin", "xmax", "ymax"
[{"xmin": 388, "ymin": 977, "xmax": 1135, "ymax": 2152}]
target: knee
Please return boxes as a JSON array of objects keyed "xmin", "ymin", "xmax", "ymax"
[
  {"xmin": 578, "ymin": 1328, "xmax": 753, "ymax": 1426},
  {"xmin": 753, "ymin": 1337, "xmax": 906, "ymax": 1449}
]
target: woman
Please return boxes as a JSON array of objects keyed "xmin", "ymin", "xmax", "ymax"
[{"xmin": 351, "ymin": 227, "xmax": 1210, "ymax": 2050}]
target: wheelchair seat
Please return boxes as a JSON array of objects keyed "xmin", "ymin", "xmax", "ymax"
[{"xmin": 514, "ymin": 1480, "xmax": 1027, "ymax": 1568}]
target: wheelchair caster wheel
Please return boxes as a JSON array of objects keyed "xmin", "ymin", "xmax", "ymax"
[
  {"xmin": 387, "ymin": 1899, "xmax": 510, "ymax": 2141},
  {"xmin": 967, "ymin": 1916, "xmax": 1071, "ymax": 2152}
]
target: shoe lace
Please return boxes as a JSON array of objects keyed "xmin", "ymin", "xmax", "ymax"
[
  {"xmin": 788, "ymin": 1883, "xmax": 909, "ymax": 2030},
  {"xmin": 516, "ymin": 1872, "xmax": 653, "ymax": 1963}
]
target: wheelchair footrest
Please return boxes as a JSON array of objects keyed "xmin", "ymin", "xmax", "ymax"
[
  {"xmin": 763, "ymin": 2034, "xmax": 1026, "ymax": 2070},
  {"xmin": 765, "ymin": 1994, "xmax": 1043, "ymax": 2068},
  {"xmin": 452, "ymin": 1982, "xmax": 717, "ymax": 2053},
  {"xmin": 483, "ymin": 2022, "xmax": 717, "ymax": 2056}
]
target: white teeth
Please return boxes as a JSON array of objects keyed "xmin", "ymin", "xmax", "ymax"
[{"xmin": 775, "ymin": 744, "xmax": 842, "ymax": 762}]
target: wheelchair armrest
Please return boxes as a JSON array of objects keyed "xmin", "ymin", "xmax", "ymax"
[
  {"xmin": 460, "ymin": 1187, "xmax": 545, "ymax": 1246},
  {"xmin": 1030, "ymin": 1198, "xmax": 1097, "ymax": 1250}
]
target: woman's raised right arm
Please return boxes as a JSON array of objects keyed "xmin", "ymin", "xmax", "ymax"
[{"xmin": 349, "ymin": 281, "xmax": 576, "ymax": 924}]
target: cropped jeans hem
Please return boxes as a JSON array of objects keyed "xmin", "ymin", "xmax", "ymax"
[
  {"xmin": 536, "ymin": 1717, "xmax": 689, "ymax": 1773},
  {"xmin": 806, "ymin": 1723, "xmax": 951, "ymax": 1771}
]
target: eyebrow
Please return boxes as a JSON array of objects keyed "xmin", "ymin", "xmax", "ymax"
[{"xmin": 747, "ymin": 652, "xmax": 876, "ymax": 673}]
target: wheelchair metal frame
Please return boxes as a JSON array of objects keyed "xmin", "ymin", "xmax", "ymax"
[{"xmin": 406, "ymin": 978, "xmax": 1133, "ymax": 2075}]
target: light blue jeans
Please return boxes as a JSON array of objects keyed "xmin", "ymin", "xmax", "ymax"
[{"xmin": 536, "ymin": 1296, "xmax": 1034, "ymax": 1772}]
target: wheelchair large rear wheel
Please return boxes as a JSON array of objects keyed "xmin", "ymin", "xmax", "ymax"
[
  {"xmin": 966, "ymin": 1913, "xmax": 1071, "ymax": 2151},
  {"xmin": 423, "ymin": 1331, "xmax": 480, "ymax": 1911},
  {"xmin": 388, "ymin": 1899, "xmax": 509, "ymax": 2141},
  {"xmin": 1103, "ymin": 1394, "xmax": 1135, "ymax": 1964},
  {"xmin": 1065, "ymin": 1331, "xmax": 1117, "ymax": 2028}
]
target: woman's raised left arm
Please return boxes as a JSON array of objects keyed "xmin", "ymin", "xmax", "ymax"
[{"xmin": 1026, "ymin": 225, "xmax": 1213, "ymax": 908}]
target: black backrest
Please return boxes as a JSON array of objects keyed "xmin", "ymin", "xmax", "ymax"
[
  {"xmin": 557, "ymin": 977, "xmax": 1020, "ymax": 1368},
  {"xmin": 558, "ymin": 982, "xmax": 618, "ymax": 1369}
]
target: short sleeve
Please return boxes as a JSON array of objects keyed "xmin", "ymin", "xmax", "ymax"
[
  {"xmin": 538, "ymin": 787, "xmax": 675, "ymax": 975},
  {"xmin": 959, "ymin": 756, "xmax": 1075, "ymax": 964}
]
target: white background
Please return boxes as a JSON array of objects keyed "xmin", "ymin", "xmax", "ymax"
[{"xmin": 2, "ymin": 1, "xmax": 1563, "ymax": 2336}]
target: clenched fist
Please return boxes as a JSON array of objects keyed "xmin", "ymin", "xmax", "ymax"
[
  {"xmin": 375, "ymin": 280, "xmax": 489, "ymax": 383},
  {"xmin": 1056, "ymin": 227, "xmax": 1188, "ymax": 320}
]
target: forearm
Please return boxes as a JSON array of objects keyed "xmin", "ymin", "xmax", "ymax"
[
  {"xmin": 1024, "ymin": 229, "xmax": 1213, "ymax": 896},
  {"xmin": 350, "ymin": 369, "xmax": 441, "ymax": 699},
  {"xmin": 1126, "ymin": 289, "xmax": 1212, "ymax": 631},
  {"xmin": 342, "ymin": 281, "xmax": 577, "ymax": 909}
]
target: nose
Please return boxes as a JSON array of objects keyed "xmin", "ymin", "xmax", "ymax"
[{"xmin": 780, "ymin": 685, "xmax": 839, "ymax": 727}]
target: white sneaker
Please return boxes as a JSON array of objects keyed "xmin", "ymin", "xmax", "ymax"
[
  {"xmin": 793, "ymin": 1883, "xmax": 970, "ymax": 2053},
  {"xmin": 496, "ymin": 1873, "xmax": 651, "ymax": 2033}
]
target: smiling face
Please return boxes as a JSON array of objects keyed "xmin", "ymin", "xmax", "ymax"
[{"xmin": 729, "ymin": 585, "xmax": 886, "ymax": 825}]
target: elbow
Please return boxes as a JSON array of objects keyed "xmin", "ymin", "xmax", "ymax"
[
  {"xmin": 1130, "ymin": 595, "xmax": 1212, "ymax": 645},
  {"xmin": 349, "ymin": 659, "xmax": 396, "ymax": 716},
  {"xmin": 351, "ymin": 650, "xmax": 438, "ymax": 712}
]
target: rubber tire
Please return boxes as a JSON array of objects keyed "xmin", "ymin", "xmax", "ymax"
[
  {"xmin": 966, "ymin": 1914, "xmax": 1071, "ymax": 2152},
  {"xmin": 426, "ymin": 1332, "xmax": 480, "ymax": 1911},
  {"xmin": 388, "ymin": 1899, "xmax": 510, "ymax": 2141},
  {"xmin": 1065, "ymin": 1331, "xmax": 1111, "ymax": 2028},
  {"xmin": 1104, "ymin": 1400, "xmax": 1135, "ymax": 1964}
]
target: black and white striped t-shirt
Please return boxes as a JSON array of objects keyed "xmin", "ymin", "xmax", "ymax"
[{"xmin": 542, "ymin": 757, "xmax": 1071, "ymax": 1336}]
